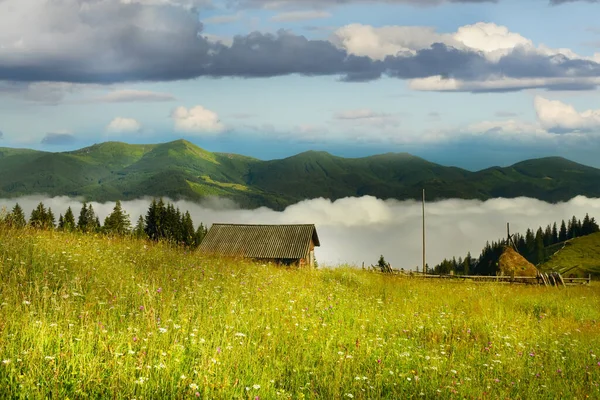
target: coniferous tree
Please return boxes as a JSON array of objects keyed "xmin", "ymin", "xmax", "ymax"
[
  {"xmin": 46, "ymin": 208, "xmax": 55, "ymax": 229},
  {"xmin": 194, "ymin": 222, "xmax": 208, "ymax": 247},
  {"xmin": 133, "ymin": 215, "xmax": 147, "ymax": 239},
  {"xmin": 77, "ymin": 203, "xmax": 89, "ymax": 232},
  {"xmin": 551, "ymin": 222, "xmax": 559, "ymax": 244},
  {"xmin": 525, "ymin": 228, "xmax": 535, "ymax": 256},
  {"xmin": 8, "ymin": 203, "xmax": 26, "ymax": 228},
  {"xmin": 144, "ymin": 199, "xmax": 161, "ymax": 241},
  {"xmin": 29, "ymin": 202, "xmax": 48, "ymax": 229},
  {"xmin": 464, "ymin": 252, "xmax": 471, "ymax": 276},
  {"xmin": 58, "ymin": 214, "xmax": 65, "ymax": 230},
  {"xmin": 63, "ymin": 207, "xmax": 76, "ymax": 232},
  {"xmin": 181, "ymin": 211, "xmax": 195, "ymax": 247},
  {"xmin": 559, "ymin": 220, "xmax": 568, "ymax": 242},
  {"xmin": 103, "ymin": 200, "xmax": 131, "ymax": 235},
  {"xmin": 534, "ymin": 228, "xmax": 545, "ymax": 265},
  {"xmin": 543, "ymin": 224, "xmax": 552, "ymax": 246}
]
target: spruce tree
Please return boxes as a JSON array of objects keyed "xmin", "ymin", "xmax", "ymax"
[
  {"xmin": 181, "ymin": 211, "xmax": 195, "ymax": 247},
  {"xmin": 58, "ymin": 214, "xmax": 65, "ymax": 230},
  {"xmin": 194, "ymin": 222, "xmax": 208, "ymax": 247},
  {"xmin": 559, "ymin": 220, "xmax": 568, "ymax": 242},
  {"xmin": 29, "ymin": 202, "xmax": 47, "ymax": 229},
  {"xmin": 46, "ymin": 208, "xmax": 55, "ymax": 229},
  {"xmin": 77, "ymin": 203, "xmax": 89, "ymax": 232},
  {"xmin": 8, "ymin": 203, "xmax": 26, "ymax": 228},
  {"xmin": 551, "ymin": 222, "xmax": 559, "ymax": 244},
  {"xmin": 534, "ymin": 228, "xmax": 545, "ymax": 265},
  {"xmin": 103, "ymin": 200, "xmax": 131, "ymax": 235},
  {"xmin": 133, "ymin": 215, "xmax": 147, "ymax": 239},
  {"xmin": 63, "ymin": 207, "xmax": 76, "ymax": 232}
]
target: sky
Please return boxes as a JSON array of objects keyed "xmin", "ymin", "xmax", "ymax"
[
  {"xmin": 2, "ymin": 195, "xmax": 600, "ymax": 269},
  {"xmin": 0, "ymin": 0, "xmax": 600, "ymax": 169}
]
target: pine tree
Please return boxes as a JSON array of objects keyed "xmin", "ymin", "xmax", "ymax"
[
  {"xmin": 181, "ymin": 211, "xmax": 195, "ymax": 246},
  {"xmin": 77, "ymin": 203, "xmax": 89, "ymax": 232},
  {"xmin": 8, "ymin": 203, "xmax": 26, "ymax": 228},
  {"xmin": 144, "ymin": 199, "xmax": 160, "ymax": 241},
  {"xmin": 559, "ymin": 220, "xmax": 568, "ymax": 242},
  {"xmin": 133, "ymin": 215, "xmax": 147, "ymax": 239},
  {"xmin": 534, "ymin": 227, "xmax": 545, "ymax": 265},
  {"xmin": 543, "ymin": 224, "xmax": 552, "ymax": 246},
  {"xmin": 194, "ymin": 222, "xmax": 208, "ymax": 247},
  {"xmin": 29, "ymin": 202, "xmax": 47, "ymax": 229},
  {"xmin": 525, "ymin": 228, "xmax": 535, "ymax": 257},
  {"xmin": 46, "ymin": 208, "xmax": 55, "ymax": 229},
  {"xmin": 570, "ymin": 216, "xmax": 579, "ymax": 238},
  {"xmin": 63, "ymin": 207, "xmax": 76, "ymax": 232},
  {"xmin": 551, "ymin": 222, "xmax": 559, "ymax": 244},
  {"xmin": 103, "ymin": 200, "xmax": 131, "ymax": 235},
  {"xmin": 58, "ymin": 214, "xmax": 65, "ymax": 230},
  {"xmin": 464, "ymin": 252, "xmax": 471, "ymax": 276}
]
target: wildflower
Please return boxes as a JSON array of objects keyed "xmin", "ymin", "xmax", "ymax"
[
  {"xmin": 235, "ymin": 333, "xmax": 246, "ymax": 337},
  {"xmin": 157, "ymin": 288, "xmax": 162, "ymax": 293},
  {"xmin": 2, "ymin": 359, "xmax": 10, "ymax": 365},
  {"xmin": 253, "ymin": 384, "xmax": 260, "ymax": 390},
  {"xmin": 190, "ymin": 383, "xmax": 199, "ymax": 390},
  {"xmin": 159, "ymin": 327, "xmax": 167, "ymax": 334},
  {"xmin": 345, "ymin": 395, "xmax": 354, "ymax": 399},
  {"xmin": 195, "ymin": 393, "xmax": 200, "ymax": 397},
  {"xmin": 180, "ymin": 375, "xmax": 186, "ymax": 380},
  {"xmin": 22, "ymin": 300, "xmax": 31, "ymax": 305},
  {"xmin": 139, "ymin": 306, "xmax": 144, "ymax": 311},
  {"xmin": 377, "ymin": 359, "xmax": 381, "ymax": 364}
]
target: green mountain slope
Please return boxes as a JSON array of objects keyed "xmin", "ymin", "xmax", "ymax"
[
  {"xmin": 540, "ymin": 233, "xmax": 600, "ymax": 277},
  {"xmin": 1, "ymin": 140, "xmax": 600, "ymax": 209}
]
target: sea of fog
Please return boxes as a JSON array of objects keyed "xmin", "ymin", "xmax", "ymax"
[{"xmin": 2, "ymin": 195, "xmax": 600, "ymax": 270}]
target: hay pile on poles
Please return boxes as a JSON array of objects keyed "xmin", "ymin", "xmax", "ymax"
[{"xmin": 498, "ymin": 246, "xmax": 539, "ymax": 277}]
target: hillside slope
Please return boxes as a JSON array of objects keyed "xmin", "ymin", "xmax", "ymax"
[
  {"xmin": 1, "ymin": 140, "xmax": 600, "ymax": 209},
  {"xmin": 540, "ymin": 232, "xmax": 600, "ymax": 277}
]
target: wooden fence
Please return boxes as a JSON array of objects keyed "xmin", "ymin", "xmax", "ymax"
[{"xmin": 378, "ymin": 270, "xmax": 592, "ymax": 286}]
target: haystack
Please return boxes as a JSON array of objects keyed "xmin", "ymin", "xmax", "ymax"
[{"xmin": 498, "ymin": 246, "xmax": 538, "ymax": 277}]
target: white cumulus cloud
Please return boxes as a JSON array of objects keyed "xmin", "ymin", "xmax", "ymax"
[
  {"xmin": 106, "ymin": 117, "xmax": 142, "ymax": 133},
  {"xmin": 172, "ymin": 105, "xmax": 226, "ymax": 135},
  {"xmin": 534, "ymin": 96, "xmax": 600, "ymax": 133}
]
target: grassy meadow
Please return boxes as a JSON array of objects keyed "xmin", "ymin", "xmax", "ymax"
[{"xmin": 1, "ymin": 227, "xmax": 599, "ymax": 399}]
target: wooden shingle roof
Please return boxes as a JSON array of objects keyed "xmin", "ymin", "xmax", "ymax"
[{"xmin": 198, "ymin": 224, "xmax": 320, "ymax": 259}]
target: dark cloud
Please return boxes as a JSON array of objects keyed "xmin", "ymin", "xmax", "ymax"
[
  {"xmin": 41, "ymin": 133, "xmax": 77, "ymax": 146},
  {"xmin": 1, "ymin": 2, "xmax": 600, "ymax": 92}
]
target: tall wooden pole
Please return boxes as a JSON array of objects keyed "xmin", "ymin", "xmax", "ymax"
[{"xmin": 422, "ymin": 189, "xmax": 426, "ymax": 275}]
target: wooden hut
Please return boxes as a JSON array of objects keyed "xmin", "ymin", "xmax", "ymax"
[{"xmin": 198, "ymin": 224, "xmax": 320, "ymax": 267}]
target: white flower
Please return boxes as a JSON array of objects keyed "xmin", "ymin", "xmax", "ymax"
[
  {"xmin": 22, "ymin": 300, "xmax": 31, "ymax": 305},
  {"xmin": 180, "ymin": 375, "xmax": 186, "ymax": 380},
  {"xmin": 253, "ymin": 384, "xmax": 260, "ymax": 390},
  {"xmin": 189, "ymin": 383, "xmax": 198, "ymax": 390},
  {"xmin": 345, "ymin": 394, "xmax": 354, "ymax": 399},
  {"xmin": 2, "ymin": 359, "xmax": 10, "ymax": 365},
  {"xmin": 235, "ymin": 332, "xmax": 246, "ymax": 337},
  {"xmin": 159, "ymin": 327, "xmax": 167, "ymax": 334}
]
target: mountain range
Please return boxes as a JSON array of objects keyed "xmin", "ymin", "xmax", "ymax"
[{"xmin": 1, "ymin": 139, "xmax": 599, "ymax": 210}]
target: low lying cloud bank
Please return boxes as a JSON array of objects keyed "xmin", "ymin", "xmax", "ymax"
[{"xmin": 2, "ymin": 195, "xmax": 600, "ymax": 270}]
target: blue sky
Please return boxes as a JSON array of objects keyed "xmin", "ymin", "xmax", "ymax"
[{"xmin": 1, "ymin": 0, "xmax": 600, "ymax": 170}]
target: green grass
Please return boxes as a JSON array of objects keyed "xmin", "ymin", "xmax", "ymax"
[
  {"xmin": 541, "ymin": 232, "xmax": 600, "ymax": 277},
  {"xmin": 1, "ymin": 228, "xmax": 599, "ymax": 398}
]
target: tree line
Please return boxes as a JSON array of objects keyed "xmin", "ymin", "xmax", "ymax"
[
  {"xmin": 0, "ymin": 198, "xmax": 209, "ymax": 247},
  {"xmin": 433, "ymin": 214, "xmax": 600, "ymax": 276}
]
